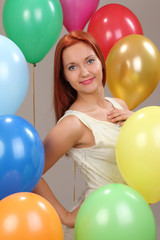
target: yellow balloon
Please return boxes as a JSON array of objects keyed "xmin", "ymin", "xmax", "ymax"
[
  {"xmin": 116, "ymin": 106, "xmax": 160, "ymax": 203},
  {"xmin": 106, "ymin": 34, "xmax": 160, "ymax": 110}
]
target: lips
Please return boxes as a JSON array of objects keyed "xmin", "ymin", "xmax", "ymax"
[{"xmin": 80, "ymin": 77, "xmax": 94, "ymax": 85}]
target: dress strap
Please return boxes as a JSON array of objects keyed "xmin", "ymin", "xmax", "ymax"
[
  {"xmin": 105, "ymin": 97, "xmax": 123, "ymax": 109},
  {"xmin": 58, "ymin": 110, "xmax": 94, "ymax": 130}
]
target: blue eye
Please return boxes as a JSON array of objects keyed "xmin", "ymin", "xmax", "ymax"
[
  {"xmin": 68, "ymin": 65, "xmax": 76, "ymax": 71},
  {"xmin": 88, "ymin": 58, "xmax": 95, "ymax": 64}
]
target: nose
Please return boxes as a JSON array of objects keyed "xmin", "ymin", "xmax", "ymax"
[{"xmin": 80, "ymin": 65, "xmax": 89, "ymax": 78}]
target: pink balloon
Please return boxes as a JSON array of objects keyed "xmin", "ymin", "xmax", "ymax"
[{"xmin": 60, "ymin": 0, "xmax": 100, "ymax": 32}]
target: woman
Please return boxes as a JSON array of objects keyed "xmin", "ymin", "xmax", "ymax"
[{"xmin": 33, "ymin": 31, "xmax": 133, "ymax": 239}]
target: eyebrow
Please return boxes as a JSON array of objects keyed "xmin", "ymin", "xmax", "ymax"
[{"xmin": 64, "ymin": 54, "xmax": 96, "ymax": 68}]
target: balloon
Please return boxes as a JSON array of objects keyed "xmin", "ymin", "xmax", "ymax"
[
  {"xmin": 87, "ymin": 4, "xmax": 143, "ymax": 60},
  {"xmin": 3, "ymin": 0, "xmax": 63, "ymax": 64},
  {"xmin": 0, "ymin": 35, "xmax": 29, "ymax": 115},
  {"xmin": 75, "ymin": 184, "xmax": 156, "ymax": 240},
  {"xmin": 0, "ymin": 192, "xmax": 63, "ymax": 240},
  {"xmin": 106, "ymin": 34, "xmax": 160, "ymax": 110},
  {"xmin": 60, "ymin": 0, "xmax": 100, "ymax": 32},
  {"xmin": 116, "ymin": 106, "xmax": 160, "ymax": 204},
  {"xmin": 0, "ymin": 115, "xmax": 44, "ymax": 200}
]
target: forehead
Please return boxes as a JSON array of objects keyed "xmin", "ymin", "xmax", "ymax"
[{"xmin": 62, "ymin": 42, "xmax": 96, "ymax": 64}]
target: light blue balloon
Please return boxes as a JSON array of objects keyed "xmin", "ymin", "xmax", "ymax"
[{"xmin": 0, "ymin": 35, "xmax": 29, "ymax": 115}]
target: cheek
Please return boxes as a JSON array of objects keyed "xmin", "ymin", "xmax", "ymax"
[
  {"xmin": 63, "ymin": 70, "xmax": 71, "ymax": 82},
  {"xmin": 94, "ymin": 61, "xmax": 103, "ymax": 73},
  {"xmin": 95, "ymin": 65, "xmax": 103, "ymax": 78},
  {"xmin": 63, "ymin": 72, "xmax": 77, "ymax": 89},
  {"xmin": 65, "ymin": 73, "xmax": 74, "ymax": 84},
  {"xmin": 64, "ymin": 69, "xmax": 79, "ymax": 83}
]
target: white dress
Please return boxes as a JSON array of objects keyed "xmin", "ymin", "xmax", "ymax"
[{"xmin": 59, "ymin": 97, "xmax": 126, "ymax": 240}]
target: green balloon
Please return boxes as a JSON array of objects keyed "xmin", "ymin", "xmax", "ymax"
[
  {"xmin": 3, "ymin": 0, "xmax": 63, "ymax": 64},
  {"xmin": 75, "ymin": 184, "xmax": 156, "ymax": 240}
]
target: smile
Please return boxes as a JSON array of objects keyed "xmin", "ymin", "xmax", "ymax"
[{"xmin": 80, "ymin": 78, "xmax": 94, "ymax": 85}]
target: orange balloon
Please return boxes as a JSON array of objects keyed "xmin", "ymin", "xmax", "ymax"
[
  {"xmin": 0, "ymin": 192, "xmax": 63, "ymax": 240},
  {"xmin": 106, "ymin": 34, "xmax": 160, "ymax": 110}
]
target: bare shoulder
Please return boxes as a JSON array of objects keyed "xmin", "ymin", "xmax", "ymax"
[
  {"xmin": 43, "ymin": 115, "xmax": 84, "ymax": 172},
  {"xmin": 46, "ymin": 115, "xmax": 84, "ymax": 147},
  {"xmin": 57, "ymin": 114, "xmax": 84, "ymax": 133},
  {"xmin": 113, "ymin": 98, "xmax": 129, "ymax": 110}
]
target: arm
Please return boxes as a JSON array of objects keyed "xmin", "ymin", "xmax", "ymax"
[
  {"xmin": 33, "ymin": 115, "xmax": 84, "ymax": 227},
  {"xmin": 107, "ymin": 98, "xmax": 133, "ymax": 126}
]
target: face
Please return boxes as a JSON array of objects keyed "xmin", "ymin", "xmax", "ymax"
[{"xmin": 62, "ymin": 42, "xmax": 103, "ymax": 94}]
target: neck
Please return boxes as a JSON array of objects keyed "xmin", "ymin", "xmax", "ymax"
[{"xmin": 76, "ymin": 87, "xmax": 106, "ymax": 110}]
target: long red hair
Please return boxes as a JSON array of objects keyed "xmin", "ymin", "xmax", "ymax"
[{"xmin": 54, "ymin": 31, "xmax": 106, "ymax": 122}]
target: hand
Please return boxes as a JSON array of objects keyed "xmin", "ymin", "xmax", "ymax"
[
  {"xmin": 107, "ymin": 108, "xmax": 133, "ymax": 126},
  {"xmin": 63, "ymin": 203, "xmax": 82, "ymax": 228}
]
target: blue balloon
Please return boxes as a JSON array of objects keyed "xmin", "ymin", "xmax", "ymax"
[
  {"xmin": 0, "ymin": 35, "xmax": 29, "ymax": 115},
  {"xmin": 0, "ymin": 115, "xmax": 45, "ymax": 199}
]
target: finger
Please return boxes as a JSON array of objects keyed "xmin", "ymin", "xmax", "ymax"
[
  {"xmin": 107, "ymin": 111, "xmax": 125, "ymax": 120},
  {"xmin": 107, "ymin": 109, "xmax": 124, "ymax": 117},
  {"xmin": 119, "ymin": 121, "xmax": 125, "ymax": 126},
  {"xmin": 109, "ymin": 114, "xmax": 129, "ymax": 122},
  {"xmin": 107, "ymin": 108, "xmax": 121, "ymax": 115}
]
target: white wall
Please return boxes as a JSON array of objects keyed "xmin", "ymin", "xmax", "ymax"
[{"xmin": 0, "ymin": 0, "xmax": 160, "ymax": 238}]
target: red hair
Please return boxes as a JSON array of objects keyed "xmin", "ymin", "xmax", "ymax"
[{"xmin": 54, "ymin": 31, "xmax": 106, "ymax": 122}]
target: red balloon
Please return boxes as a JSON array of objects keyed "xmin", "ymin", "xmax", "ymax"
[{"xmin": 87, "ymin": 4, "xmax": 143, "ymax": 60}]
